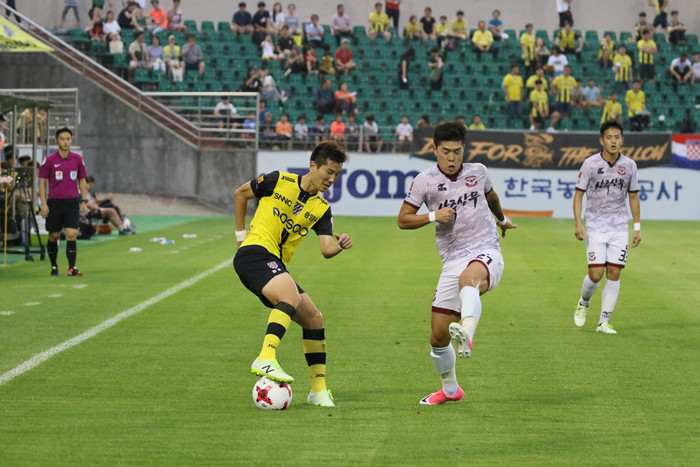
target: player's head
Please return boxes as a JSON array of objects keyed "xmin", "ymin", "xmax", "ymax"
[
  {"xmin": 56, "ymin": 127, "xmax": 73, "ymax": 150},
  {"xmin": 609, "ymin": 91, "xmax": 618, "ymax": 102},
  {"xmin": 632, "ymin": 79, "xmax": 642, "ymax": 90},
  {"xmin": 433, "ymin": 122, "xmax": 466, "ymax": 176},
  {"xmin": 619, "ymin": 44, "xmax": 627, "ymax": 53},
  {"xmin": 308, "ymin": 141, "xmax": 348, "ymax": 192},
  {"xmin": 599, "ymin": 120, "xmax": 623, "ymax": 156}
]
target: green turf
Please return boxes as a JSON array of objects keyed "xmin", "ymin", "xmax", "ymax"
[{"xmin": 1, "ymin": 217, "xmax": 699, "ymax": 465}]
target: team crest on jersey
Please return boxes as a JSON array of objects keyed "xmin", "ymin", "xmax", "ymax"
[
  {"xmin": 437, "ymin": 183, "xmax": 446, "ymax": 192},
  {"xmin": 257, "ymin": 174, "xmax": 265, "ymax": 184},
  {"xmin": 597, "ymin": 168, "xmax": 605, "ymax": 174},
  {"xmin": 618, "ymin": 166, "xmax": 626, "ymax": 175},
  {"xmin": 267, "ymin": 261, "xmax": 281, "ymax": 273},
  {"xmin": 293, "ymin": 202, "xmax": 304, "ymax": 215},
  {"xmin": 588, "ymin": 252, "xmax": 596, "ymax": 261},
  {"xmin": 465, "ymin": 176, "xmax": 477, "ymax": 188}
]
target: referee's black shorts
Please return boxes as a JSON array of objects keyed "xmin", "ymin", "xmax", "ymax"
[
  {"xmin": 233, "ymin": 245, "xmax": 304, "ymax": 308},
  {"xmin": 46, "ymin": 197, "xmax": 80, "ymax": 232}
]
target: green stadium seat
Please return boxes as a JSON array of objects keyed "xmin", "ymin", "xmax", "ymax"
[
  {"xmin": 619, "ymin": 31, "xmax": 633, "ymax": 43},
  {"xmin": 201, "ymin": 21, "xmax": 215, "ymax": 32},
  {"xmin": 585, "ymin": 30, "xmax": 598, "ymax": 41},
  {"xmin": 184, "ymin": 19, "xmax": 197, "ymax": 32},
  {"xmin": 653, "ymin": 33, "xmax": 666, "ymax": 43}
]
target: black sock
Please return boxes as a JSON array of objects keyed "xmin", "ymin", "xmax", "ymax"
[
  {"xmin": 66, "ymin": 240, "xmax": 77, "ymax": 269},
  {"xmin": 47, "ymin": 241, "xmax": 58, "ymax": 267}
]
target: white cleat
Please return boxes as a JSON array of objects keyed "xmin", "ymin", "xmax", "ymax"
[
  {"xmin": 307, "ymin": 389, "xmax": 335, "ymax": 407},
  {"xmin": 596, "ymin": 322, "xmax": 617, "ymax": 334},
  {"xmin": 449, "ymin": 322, "xmax": 473, "ymax": 358},
  {"xmin": 574, "ymin": 302, "xmax": 588, "ymax": 327}
]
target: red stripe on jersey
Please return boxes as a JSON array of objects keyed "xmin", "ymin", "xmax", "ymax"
[{"xmin": 431, "ymin": 306, "xmax": 460, "ymax": 317}]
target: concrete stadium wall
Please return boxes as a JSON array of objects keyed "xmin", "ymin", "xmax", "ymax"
[
  {"xmin": 0, "ymin": 53, "xmax": 256, "ymax": 211},
  {"xmin": 20, "ymin": 0, "xmax": 700, "ymax": 39}
]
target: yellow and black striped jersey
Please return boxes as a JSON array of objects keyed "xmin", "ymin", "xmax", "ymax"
[{"xmin": 242, "ymin": 171, "xmax": 333, "ymax": 265}]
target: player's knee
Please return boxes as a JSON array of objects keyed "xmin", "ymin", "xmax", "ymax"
[
  {"xmin": 588, "ymin": 269, "xmax": 603, "ymax": 283},
  {"xmin": 430, "ymin": 330, "xmax": 450, "ymax": 347}
]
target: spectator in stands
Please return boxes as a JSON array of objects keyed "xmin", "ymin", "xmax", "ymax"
[
  {"xmin": 283, "ymin": 48, "xmax": 304, "ymax": 76},
  {"xmin": 420, "ymin": 8, "xmax": 436, "ymax": 43},
  {"xmin": 319, "ymin": 51, "xmax": 336, "ymax": 77},
  {"xmin": 571, "ymin": 78, "xmax": 584, "ymax": 111},
  {"xmin": 472, "ymin": 20, "xmax": 497, "ymax": 62},
  {"xmin": 89, "ymin": 13, "xmax": 106, "ymax": 45},
  {"xmin": 669, "ymin": 52, "xmax": 692, "ymax": 91},
  {"xmin": 385, "ymin": 0, "xmax": 400, "ymax": 30},
  {"xmin": 552, "ymin": 64, "xmax": 577, "ymax": 123},
  {"xmin": 469, "ymin": 115, "xmax": 485, "ymax": 130},
  {"xmin": 294, "ymin": 114, "xmax": 309, "ymax": 149},
  {"xmin": 147, "ymin": 34, "xmax": 166, "ymax": 73},
  {"xmin": 520, "ymin": 24, "xmax": 536, "ymax": 77},
  {"xmin": 127, "ymin": 31, "xmax": 149, "ymax": 82},
  {"xmin": 526, "ymin": 66, "xmax": 548, "ymax": 97},
  {"xmin": 651, "ymin": 0, "xmax": 668, "ymax": 31},
  {"xmin": 556, "ymin": 0, "xmax": 573, "ymax": 28},
  {"xmin": 449, "ymin": 10, "xmax": 468, "ymax": 41},
  {"xmin": 147, "ymin": 0, "xmax": 168, "ymax": 34},
  {"xmin": 529, "ymin": 79, "xmax": 559, "ymax": 132},
  {"xmin": 330, "ymin": 114, "xmax": 346, "ymax": 146},
  {"xmin": 635, "ymin": 11, "xmax": 650, "ymax": 41},
  {"xmin": 314, "ymin": 79, "xmax": 335, "ymax": 114},
  {"xmin": 345, "ymin": 114, "xmax": 360, "ymax": 150},
  {"xmin": 404, "ymin": 15, "xmax": 420, "ymax": 43},
  {"xmin": 534, "ymin": 37, "xmax": 550, "ymax": 69},
  {"xmin": 251, "ymin": 1, "xmax": 270, "ymax": 46},
  {"xmin": 310, "ymin": 114, "xmax": 327, "ymax": 144},
  {"xmin": 503, "ymin": 64, "xmax": 524, "ymax": 128},
  {"xmin": 231, "ymin": 2, "xmax": 254, "ymax": 39},
  {"xmin": 260, "ymin": 112, "xmax": 277, "ymax": 147},
  {"xmin": 60, "ymin": 0, "xmax": 82, "ymax": 30},
  {"xmin": 598, "ymin": 32, "xmax": 615, "ymax": 69},
  {"xmin": 331, "ymin": 4, "xmax": 355, "ymax": 46},
  {"xmin": 270, "ymin": 2, "xmax": 285, "ymax": 35},
  {"xmin": 275, "ymin": 113, "xmax": 292, "ymax": 149},
  {"xmin": 397, "ymin": 46, "xmax": 414, "ymax": 89},
  {"xmin": 214, "ymin": 96, "xmax": 237, "ymax": 129},
  {"xmin": 164, "ymin": 34, "xmax": 183, "ymax": 80},
  {"xmin": 335, "ymin": 39, "xmax": 356, "ymax": 76},
  {"xmin": 416, "ymin": 114, "xmax": 431, "ymax": 129},
  {"xmin": 118, "ymin": 1, "xmax": 142, "ymax": 32},
  {"xmin": 691, "ymin": 51, "xmax": 700, "ymax": 89},
  {"xmin": 601, "ymin": 91, "xmax": 623, "ymax": 125},
  {"xmin": 242, "ymin": 67, "xmax": 262, "ymax": 92},
  {"xmin": 275, "ymin": 25, "xmax": 295, "ymax": 62},
  {"xmin": 285, "ymin": 3, "xmax": 301, "ymax": 36},
  {"xmin": 555, "ymin": 21, "xmax": 581, "ymax": 63},
  {"xmin": 242, "ymin": 110, "xmax": 256, "ymax": 144},
  {"xmin": 369, "ymin": 3, "xmax": 391, "ymax": 45},
  {"xmin": 667, "ymin": 10, "xmax": 686, "ymax": 45},
  {"xmin": 581, "ymin": 77, "xmax": 603, "ymax": 115},
  {"xmin": 363, "ymin": 114, "xmax": 382, "ymax": 152},
  {"xmin": 613, "ymin": 43, "xmax": 632, "ymax": 92},
  {"xmin": 304, "ymin": 45, "xmax": 318, "ymax": 74},
  {"xmin": 488, "ymin": 10, "xmax": 504, "ymax": 41},
  {"xmin": 103, "ymin": 10, "xmax": 122, "ymax": 42},
  {"xmin": 182, "ymin": 33, "xmax": 205, "ymax": 78},
  {"xmin": 305, "ymin": 14, "xmax": 329, "ymax": 51},
  {"xmin": 547, "ymin": 47, "xmax": 568, "ymax": 78},
  {"xmin": 261, "ymin": 69, "xmax": 285, "ymax": 104},
  {"xmin": 5, "ymin": 0, "xmax": 21, "ymax": 25},
  {"xmin": 637, "ymin": 28, "xmax": 657, "ymax": 84},
  {"xmin": 428, "ymin": 46, "xmax": 444, "ymax": 91},
  {"xmin": 258, "ymin": 99, "xmax": 270, "ymax": 122},
  {"xmin": 335, "ymin": 82, "xmax": 357, "ymax": 114},
  {"xmin": 167, "ymin": 0, "xmax": 187, "ymax": 32},
  {"xmin": 260, "ymin": 34, "xmax": 277, "ymax": 61},
  {"xmin": 626, "ymin": 79, "xmax": 647, "ymax": 131},
  {"xmin": 436, "ymin": 15, "xmax": 449, "ymax": 50},
  {"xmin": 395, "ymin": 114, "xmax": 413, "ymax": 152}
]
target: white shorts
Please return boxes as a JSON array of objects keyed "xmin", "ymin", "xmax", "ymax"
[
  {"xmin": 585, "ymin": 230, "xmax": 629, "ymax": 268},
  {"xmin": 432, "ymin": 248, "xmax": 504, "ymax": 317}
]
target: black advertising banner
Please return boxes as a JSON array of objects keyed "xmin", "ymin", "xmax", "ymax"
[{"xmin": 411, "ymin": 129, "xmax": 673, "ymax": 170}]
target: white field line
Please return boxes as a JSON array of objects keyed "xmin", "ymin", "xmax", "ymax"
[{"xmin": 0, "ymin": 258, "xmax": 232, "ymax": 386}]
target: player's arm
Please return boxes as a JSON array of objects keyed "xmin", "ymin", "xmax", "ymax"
[
  {"xmin": 629, "ymin": 191, "xmax": 641, "ymax": 247},
  {"xmin": 79, "ymin": 178, "xmax": 88, "ymax": 215},
  {"xmin": 573, "ymin": 188, "xmax": 585, "ymax": 240},
  {"xmin": 318, "ymin": 234, "xmax": 352, "ymax": 258},
  {"xmin": 485, "ymin": 188, "xmax": 517, "ymax": 238},
  {"xmin": 233, "ymin": 181, "xmax": 255, "ymax": 248},
  {"xmin": 397, "ymin": 202, "xmax": 454, "ymax": 229},
  {"xmin": 38, "ymin": 177, "xmax": 49, "ymax": 218}
]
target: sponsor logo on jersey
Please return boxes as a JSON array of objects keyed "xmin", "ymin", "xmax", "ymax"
[
  {"xmin": 597, "ymin": 167, "xmax": 605, "ymax": 174},
  {"xmin": 594, "ymin": 178, "xmax": 625, "ymax": 193},
  {"xmin": 304, "ymin": 211, "xmax": 319, "ymax": 222},
  {"xmin": 272, "ymin": 207, "xmax": 310, "ymax": 236},
  {"xmin": 618, "ymin": 166, "xmax": 626, "ymax": 175},
  {"xmin": 437, "ymin": 183, "xmax": 447, "ymax": 192},
  {"xmin": 438, "ymin": 191, "xmax": 481, "ymax": 210},
  {"xmin": 281, "ymin": 175, "xmax": 296, "ymax": 182},
  {"xmin": 465, "ymin": 176, "xmax": 477, "ymax": 187},
  {"xmin": 257, "ymin": 174, "xmax": 265, "ymax": 184},
  {"xmin": 577, "ymin": 171, "xmax": 582, "ymax": 179},
  {"xmin": 274, "ymin": 192, "xmax": 293, "ymax": 206},
  {"xmin": 293, "ymin": 202, "xmax": 304, "ymax": 215}
]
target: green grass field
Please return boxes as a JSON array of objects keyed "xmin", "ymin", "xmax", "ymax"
[{"xmin": 1, "ymin": 216, "xmax": 699, "ymax": 465}]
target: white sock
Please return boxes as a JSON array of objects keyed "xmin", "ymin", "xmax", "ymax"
[
  {"xmin": 600, "ymin": 279, "xmax": 620, "ymax": 324},
  {"xmin": 430, "ymin": 345, "xmax": 459, "ymax": 396},
  {"xmin": 580, "ymin": 274, "xmax": 600, "ymax": 306},
  {"xmin": 459, "ymin": 286, "xmax": 481, "ymax": 339}
]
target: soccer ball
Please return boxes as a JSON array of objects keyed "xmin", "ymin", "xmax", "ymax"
[{"xmin": 253, "ymin": 377, "xmax": 292, "ymax": 410}]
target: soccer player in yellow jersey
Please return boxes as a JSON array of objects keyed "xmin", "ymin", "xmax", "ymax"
[
  {"xmin": 471, "ymin": 20, "xmax": 497, "ymax": 62},
  {"xmin": 520, "ymin": 23, "xmax": 535, "ymax": 75},
  {"xmin": 529, "ymin": 79, "xmax": 560, "ymax": 132},
  {"xmin": 637, "ymin": 29, "xmax": 657, "ymax": 83},
  {"xmin": 601, "ymin": 92, "xmax": 623, "ymax": 125},
  {"xmin": 625, "ymin": 80, "xmax": 647, "ymax": 131},
  {"xmin": 233, "ymin": 141, "xmax": 352, "ymax": 407},
  {"xmin": 368, "ymin": 2, "xmax": 391, "ymax": 45},
  {"xmin": 551, "ymin": 64, "xmax": 577, "ymax": 120},
  {"xmin": 612, "ymin": 44, "xmax": 633, "ymax": 92},
  {"xmin": 502, "ymin": 64, "xmax": 524, "ymax": 128}
]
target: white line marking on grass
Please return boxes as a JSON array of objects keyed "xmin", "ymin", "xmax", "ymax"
[
  {"xmin": 24, "ymin": 302, "xmax": 40, "ymax": 306},
  {"xmin": 0, "ymin": 258, "xmax": 232, "ymax": 386},
  {"xmin": 73, "ymin": 284, "xmax": 89, "ymax": 289},
  {"xmin": 48, "ymin": 294, "xmax": 62, "ymax": 298},
  {"xmin": 0, "ymin": 311, "xmax": 14, "ymax": 316}
]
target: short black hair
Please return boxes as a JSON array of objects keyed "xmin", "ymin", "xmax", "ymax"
[
  {"xmin": 600, "ymin": 120, "xmax": 623, "ymax": 137},
  {"xmin": 86, "ymin": 175, "xmax": 95, "ymax": 183},
  {"xmin": 310, "ymin": 141, "xmax": 349, "ymax": 166},
  {"xmin": 433, "ymin": 121, "xmax": 466, "ymax": 147},
  {"xmin": 55, "ymin": 127, "xmax": 73, "ymax": 139}
]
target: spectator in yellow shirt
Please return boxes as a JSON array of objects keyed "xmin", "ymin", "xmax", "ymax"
[
  {"xmin": 469, "ymin": 114, "xmax": 486, "ymax": 130},
  {"xmin": 529, "ymin": 79, "xmax": 560, "ymax": 132},
  {"xmin": 502, "ymin": 64, "xmax": 524, "ymax": 128},
  {"xmin": 637, "ymin": 29, "xmax": 657, "ymax": 83},
  {"xmin": 404, "ymin": 15, "xmax": 420, "ymax": 42},
  {"xmin": 471, "ymin": 20, "xmax": 498, "ymax": 62},
  {"xmin": 612, "ymin": 44, "xmax": 633, "ymax": 92},
  {"xmin": 368, "ymin": 2, "xmax": 391, "ymax": 45},
  {"xmin": 551, "ymin": 64, "xmax": 577, "ymax": 119},
  {"xmin": 601, "ymin": 92, "xmax": 623, "ymax": 125},
  {"xmin": 520, "ymin": 23, "xmax": 535, "ymax": 76},
  {"xmin": 598, "ymin": 32, "xmax": 615, "ymax": 68},
  {"xmin": 626, "ymin": 80, "xmax": 647, "ymax": 131},
  {"xmin": 436, "ymin": 15, "xmax": 450, "ymax": 50},
  {"xmin": 526, "ymin": 67, "xmax": 549, "ymax": 97},
  {"xmin": 449, "ymin": 10, "xmax": 468, "ymax": 41}
]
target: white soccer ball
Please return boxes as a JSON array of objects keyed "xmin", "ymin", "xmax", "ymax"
[{"xmin": 253, "ymin": 376, "xmax": 292, "ymax": 410}]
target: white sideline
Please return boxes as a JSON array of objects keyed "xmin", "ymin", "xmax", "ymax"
[{"xmin": 0, "ymin": 258, "xmax": 232, "ymax": 386}]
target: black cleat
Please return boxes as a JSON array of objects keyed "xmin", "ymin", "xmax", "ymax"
[
  {"xmin": 67, "ymin": 268, "xmax": 83, "ymax": 277},
  {"xmin": 50, "ymin": 266, "xmax": 59, "ymax": 276}
]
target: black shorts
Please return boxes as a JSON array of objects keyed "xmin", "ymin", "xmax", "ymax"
[
  {"xmin": 46, "ymin": 197, "xmax": 80, "ymax": 232},
  {"xmin": 640, "ymin": 63, "xmax": 655, "ymax": 80},
  {"xmin": 233, "ymin": 245, "xmax": 304, "ymax": 308}
]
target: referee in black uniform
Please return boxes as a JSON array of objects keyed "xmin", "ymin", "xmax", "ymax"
[{"xmin": 38, "ymin": 128, "xmax": 88, "ymax": 276}]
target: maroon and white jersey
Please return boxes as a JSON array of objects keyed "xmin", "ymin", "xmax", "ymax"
[
  {"xmin": 404, "ymin": 163, "xmax": 500, "ymax": 263},
  {"xmin": 575, "ymin": 152, "xmax": 640, "ymax": 233}
]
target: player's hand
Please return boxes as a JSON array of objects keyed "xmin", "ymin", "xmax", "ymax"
[
  {"xmin": 40, "ymin": 204, "xmax": 49, "ymax": 218},
  {"xmin": 631, "ymin": 230, "xmax": 641, "ymax": 248},
  {"xmin": 435, "ymin": 207, "xmax": 455, "ymax": 223},
  {"xmin": 575, "ymin": 224, "xmax": 585, "ymax": 241},
  {"xmin": 334, "ymin": 233, "xmax": 352, "ymax": 251},
  {"xmin": 80, "ymin": 202, "xmax": 88, "ymax": 216},
  {"xmin": 236, "ymin": 240, "xmax": 243, "ymax": 249},
  {"xmin": 499, "ymin": 217, "xmax": 518, "ymax": 238}
]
